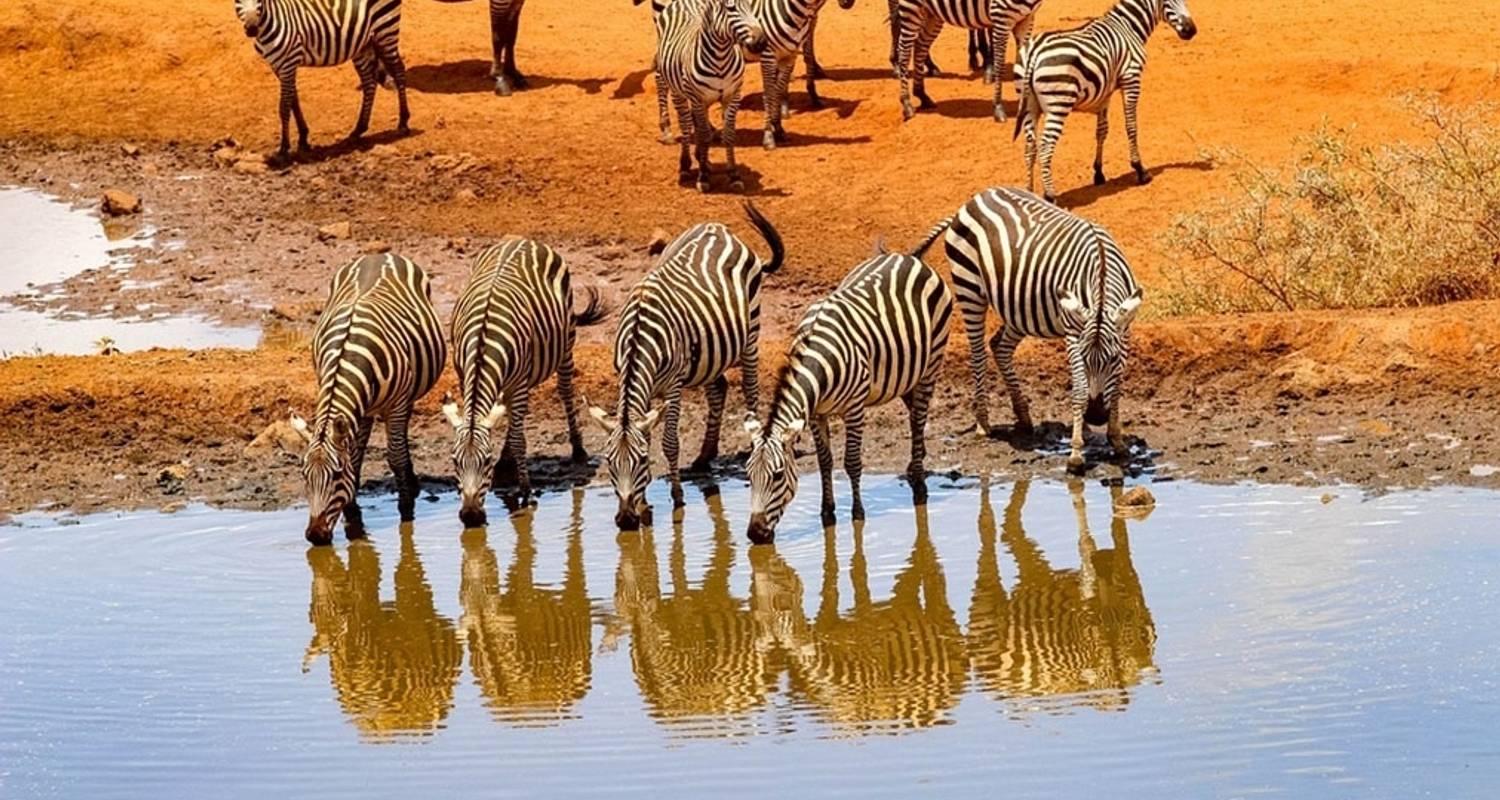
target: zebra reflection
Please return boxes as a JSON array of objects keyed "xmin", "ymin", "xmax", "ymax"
[
  {"xmin": 458, "ymin": 488, "xmax": 592, "ymax": 726},
  {"xmin": 303, "ymin": 524, "xmax": 463, "ymax": 739},
  {"xmin": 967, "ymin": 479, "xmax": 1157, "ymax": 711}
]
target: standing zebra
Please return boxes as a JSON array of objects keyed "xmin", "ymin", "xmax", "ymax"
[
  {"xmin": 486, "ymin": 0, "xmax": 529, "ymax": 96},
  {"xmin": 882, "ymin": 0, "xmax": 986, "ymax": 77},
  {"xmin": 441, "ymin": 238, "xmax": 608, "ymax": 527},
  {"xmin": 290, "ymin": 254, "xmax": 446, "ymax": 545},
  {"xmin": 656, "ymin": 0, "xmax": 768, "ymax": 191},
  {"xmin": 635, "ymin": 0, "xmax": 679, "ymax": 143},
  {"xmin": 234, "ymin": 0, "xmax": 411, "ymax": 160},
  {"xmin": 1014, "ymin": 0, "xmax": 1198, "ymax": 202},
  {"xmin": 588, "ymin": 201, "xmax": 784, "ymax": 530},
  {"xmin": 744, "ymin": 242, "xmax": 952, "ymax": 542},
  {"xmin": 932, "ymin": 187, "xmax": 1142, "ymax": 471},
  {"xmin": 892, "ymin": 0, "xmax": 1044, "ymax": 121},
  {"xmin": 746, "ymin": 0, "xmax": 855, "ymax": 150}
]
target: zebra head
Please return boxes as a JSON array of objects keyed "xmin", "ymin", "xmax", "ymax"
[
  {"xmin": 1056, "ymin": 286, "xmax": 1143, "ymax": 423},
  {"xmin": 744, "ymin": 415, "xmax": 803, "ymax": 543},
  {"xmin": 291, "ymin": 414, "xmax": 357, "ymax": 546},
  {"xmin": 234, "ymin": 0, "xmax": 264, "ymax": 38},
  {"xmin": 1160, "ymin": 0, "xmax": 1197, "ymax": 40},
  {"xmin": 588, "ymin": 401, "xmax": 662, "ymax": 530},
  {"xmin": 717, "ymin": 0, "xmax": 768, "ymax": 55},
  {"xmin": 443, "ymin": 395, "xmax": 508, "ymax": 528}
]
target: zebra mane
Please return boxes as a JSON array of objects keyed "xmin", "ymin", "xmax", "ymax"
[
  {"xmin": 1091, "ymin": 227, "xmax": 1110, "ymax": 337},
  {"xmin": 765, "ymin": 361, "xmax": 800, "ymax": 430}
]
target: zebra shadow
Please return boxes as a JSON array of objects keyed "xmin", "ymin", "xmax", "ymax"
[
  {"xmin": 611, "ymin": 68, "xmax": 654, "ymax": 101},
  {"xmin": 274, "ymin": 128, "xmax": 415, "ymax": 167},
  {"xmin": 739, "ymin": 91, "xmax": 864, "ymax": 120},
  {"xmin": 924, "ymin": 96, "xmax": 1017, "ymax": 121},
  {"xmin": 988, "ymin": 421, "xmax": 1158, "ymax": 478},
  {"xmin": 670, "ymin": 160, "xmax": 790, "ymax": 198},
  {"xmin": 405, "ymin": 60, "xmax": 612, "ymax": 95},
  {"xmin": 1054, "ymin": 160, "xmax": 1215, "ymax": 210}
]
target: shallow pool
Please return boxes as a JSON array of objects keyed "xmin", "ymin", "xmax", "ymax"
[{"xmin": 1, "ymin": 477, "xmax": 1496, "ymax": 797}]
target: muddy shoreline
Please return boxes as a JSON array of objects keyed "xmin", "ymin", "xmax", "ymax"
[{"xmin": 4, "ymin": 141, "xmax": 1500, "ymax": 519}]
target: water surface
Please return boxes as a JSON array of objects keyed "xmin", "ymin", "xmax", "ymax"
[{"xmin": 2, "ymin": 478, "xmax": 1497, "ymax": 797}]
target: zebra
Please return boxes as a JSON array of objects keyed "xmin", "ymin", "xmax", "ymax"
[
  {"xmin": 441, "ymin": 238, "xmax": 608, "ymax": 527},
  {"xmin": 930, "ymin": 187, "xmax": 1142, "ymax": 471},
  {"xmin": 743, "ymin": 241, "xmax": 952, "ymax": 542},
  {"xmin": 881, "ymin": 0, "xmax": 987, "ymax": 77},
  {"xmin": 635, "ymin": 0, "xmax": 681, "ymax": 143},
  {"xmin": 290, "ymin": 254, "xmax": 446, "ymax": 545},
  {"xmin": 892, "ymin": 0, "xmax": 1044, "ymax": 122},
  {"xmin": 233, "ymin": 0, "xmax": 411, "ymax": 161},
  {"xmin": 587, "ymin": 201, "xmax": 784, "ymax": 530},
  {"xmin": 745, "ymin": 0, "xmax": 854, "ymax": 150},
  {"xmin": 1014, "ymin": 0, "xmax": 1198, "ymax": 202},
  {"xmin": 485, "ymin": 0, "xmax": 529, "ymax": 96},
  {"xmin": 966, "ymin": 478, "xmax": 1157, "ymax": 710},
  {"xmin": 656, "ymin": 0, "xmax": 768, "ymax": 191}
]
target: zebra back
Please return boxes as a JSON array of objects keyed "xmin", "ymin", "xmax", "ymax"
[
  {"xmin": 250, "ymin": 0, "xmax": 404, "ymax": 69},
  {"xmin": 312, "ymin": 253, "xmax": 445, "ymax": 430}
]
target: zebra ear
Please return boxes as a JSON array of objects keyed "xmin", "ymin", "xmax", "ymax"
[
  {"xmin": 1114, "ymin": 290, "xmax": 1143, "ymax": 327},
  {"xmin": 289, "ymin": 413, "xmax": 313, "ymax": 443},
  {"xmin": 482, "ymin": 403, "xmax": 508, "ymax": 430},
  {"xmin": 780, "ymin": 418, "xmax": 805, "ymax": 445},
  {"xmin": 641, "ymin": 406, "xmax": 664, "ymax": 431},
  {"xmin": 587, "ymin": 403, "xmax": 617, "ymax": 432},
  {"xmin": 743, "ymin": 413, "xmax": 762, "ymax": 436},
  {"xmin": 441, "ymin": 395, "xmax": 465, "ymax": 429}
]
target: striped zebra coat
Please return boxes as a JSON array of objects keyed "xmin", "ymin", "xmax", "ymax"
[
  {"xmin": 882, "ymin": 0, "xmax": 990, "ymax": 77},
  {"xmin": 892, "ymin": 0, "xmax": 1044, "ymax": 121},
  {"xmin": 933, "ymin": 187, "xmax": 1141, "ymax": 471},
  {"xmin": 291, "ymin": 254, "xmax": 445, "ymax": 545},
  {"xmin": 655, "ymin": 0, "xmax": 768, "ymax": 192},
  {"xmin": 1014, "ymin": 0, "xmax": 1198, "ymax": 201},
  {"xmin": 589, "ymin": 202, "xmax": 784, "ymax": 530},
  {"xmin": 745, "ymin": 0, "xmax": 854, "ymax": 150},
  {"xmin": 635, "ymin": 0, "xmax": 682, "ymax": 143},
  {"xmin": 234, "ymin": 0, "xmax": 410, "ymax": 159},
  {"xmin": 485, "ymin": 0, "xmax": 530, "ymax": 95},
  {"xmin": 744, "ymin": 245, "xmax": 951, "ymax": 541},
  {"xmin": 441, "ymin": 238, "xmax": 607, "ymax": 526}
]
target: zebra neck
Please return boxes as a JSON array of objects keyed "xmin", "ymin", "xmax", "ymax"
[
  {"xmin": 312, "ymin": 404, "xmax": 360, "ymax": 442},
  {"xmin": 1107, "ymin": 0, "xmax": 1158, "ymax": 42},
  {"xmin": 767, "ymin": 361, "xmax": 819, "ymax": 433}
]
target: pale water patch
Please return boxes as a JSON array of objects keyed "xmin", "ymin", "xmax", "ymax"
[{"xmin": 1, "ymin": 478, "xmax": 1496, "ymax": 797}]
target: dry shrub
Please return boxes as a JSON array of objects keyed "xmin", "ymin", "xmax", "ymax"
[{"xmin": 1162, "ymin": 95, "xmax": 1500, "ymax": 314}]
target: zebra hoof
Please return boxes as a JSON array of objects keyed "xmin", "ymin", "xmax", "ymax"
[
  {"xmin": 762, "ymin": 132, "xmax": 776, "ymax": 151},
  {"xmin": 1066, "ymin": 454, "xmax": 1087, "ymax": 474},
  {"xmin": 820, "ymin": 507, "xmax": 836, "ymax": 526},
  {"xmin": 1044, "ymin": 193, "xmax": 1058, "ymax": 204},
  {"xmin": 696, "ymin": 178, "xmax": 711, "ymax": 193},
  {"xmin": 659, "ymin": 130, "xmax": 676, "ymax": 145},
  {"xmin": 494, "ymin": 80, "xmax": 512, "ymax": 97},
  {"xmin": 994, "ymin": 108, "xmax": 1007, "ymax": 123},
  {"xmin": 1136, "ymin": 169, "xmax": 1153, "ymax": 186},
  {"xmin": 901, "ymin": 105, "xmax": 915, "ymax": 121},
  {"xmin": 729, "ymin": 178, "xmax": 745, "ymax": 192},
  {"xmin": 1094, "ymin": 168, "xmax": 1108, "ymax": 186}
]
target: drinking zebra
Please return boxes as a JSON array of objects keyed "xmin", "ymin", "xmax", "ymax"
[
  {"xmin": 1014, "ymin": 0, "xmax": 1198, "ymax": 201},
  {"xmin": 234, "ymin": 0, "xmax": 411, "ymax": 160},
  {"xmin": 655, "ymin": 0, "xmax": 767, "ymax": 191},
  {"xmin": 588, "ymin": 201, "xmax": 785, "ymax": 530},
  {"xmin": 931, "ymin": 187, "xmax": 1142, "ymax": 471},
  {"xmin": 891, "ymin": 0, "xmax": 1044, "ymax": 121},
  {"xmin": 441, "ymin": 238, "xmax": 608, "ymax": 527},
  {"xmin": 744, "ymin": 242, "xmax": 952, "ymax": 542},
  {"xmin": 486, "ymin": 0, "xmax": 529, "ymax": 96},
  {"xmin": 746, "ymin": 0, "xmax": 854, "ymax": 150},
  {"xmin": 291, "ymin": 254, "xmax": 446, "ymax": 545}
]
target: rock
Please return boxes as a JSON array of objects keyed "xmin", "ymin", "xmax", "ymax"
[
  {"xmin": 1114, "ymin": 486, "xmax": 1156, "ymax": 519},
  {"xmin": 162, "ymin": 500, "xmax": 189, "ymax": 514},
  {"xmin": 1320, "ymin": 493, "xmax": 1337, "ymax": 504},
  {"xmin": 212, "ymin": 145, "xmax": 241, "ymax": 168},
  {"xmin": 101, "ymin": 188, "xmax": 142, "ymax": 216},
  {"xmin": 454, "ymin": 187, "xmax": 478, "ymax": 203},
  {"xmin": 360, "ymin": 240, "xmax": 391, "ymax": 254},
  {"xmin": 431, "ymin": 152, "xmax": 481, "ymax": 173},
  {"xmin": 309, "ymin": 176, "xmax": 329, "ymax": 190},
  {"xmin": 121, "ymin": 143, "xmax": 141, "ymax": 158},
  {"xmin": 156, "ymin": 463, "xmax": 190, "ymax": 495},
  {"xmin": 317, "ymin": 221, "xmax": 352, "ymax": 241},
  {"xmin": 646, "ymin": 228, "xmax": 670, "ymax": 256},
  {"xmin": 245, "ymin": 421, "xmax": 305, "ymax": 457},
  {"xmin": 1356, "ymin": 419, "xmax": 1394, "ymax": 437},
  {"xmin": 232, "ymin": 158, "xmax": 268, "ymax": 175}
]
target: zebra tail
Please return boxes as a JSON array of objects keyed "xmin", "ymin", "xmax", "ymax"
[
  {"xmin": 910, "ymin": 216, "xmax": 953, "ymax": 259},
  {"xmin": 1012, "ymin": 55, "xmax": 1033, "ymax": 141},
  {"xmin": 572, "ymin": 285, "xmax": 611, "ymax": 328},
  {"xmin": 742, "ymin": 200, "xmax": 785, "ymax": 275}
]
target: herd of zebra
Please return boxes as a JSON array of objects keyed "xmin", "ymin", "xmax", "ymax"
[
  {"xmin": 235, "ymin": 0, "xmax": 1198, "ymax": 199},
  {"xmin": 290, "ymin": 187, "xmax": 1141, "ymax": 546}
]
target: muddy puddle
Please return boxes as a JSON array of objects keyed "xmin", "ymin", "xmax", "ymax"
[
  {"xmin": 0, "ymin": 187, "xmax": 258, "ymax": 356},
  {"xmin": 2, "ymin": 477, "xmax": 1496, "ymax": 797}
]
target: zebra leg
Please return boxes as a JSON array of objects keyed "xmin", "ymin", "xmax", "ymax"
[
  {"xmin": 911, "ymin": 19, "xmax": 941, "ymax": 111},
  {"xmin": 1122, "ymin": 77, "xmax": 1150, "ymax": 185},
  {"xmin": 895, "ymin": 13, "xmax": 916, "ymax": 119},
  {"xmin": 654, "ymin": 57, "xmax": 674, "ymax": 143},
  {"xmin": 1024, "ymin": 107, "xmax": 1039, "ymax": 193},
  {"xmin": 375, "ymin": 44, "xmax": 411, "ymax": 134},
  {"xmin": 343, "ymin": 418, "xmax": 375, "ymax": 539},
  {"xmin": 843, "ymin": 407, "xmax": 866, "ymax": 521},
  {"xmin": 691, "ymin": 375, "xmax": 728, "ymax": 474},
  {"xmin": 490, "ymin": 3, "xmax": 511, "ymax": 95},
  {"xmin": 349, "ymin": 50, "xmax": 380, "ymax": 143},
  {"xmin": 958, "ymin": 297, "xmax": 994, "ymax": 435},
  {"xmin": 991, "ymin": 325, "xmax": 1034, "ymax": 434},
  {"xmin": 556, "ymin": 341, "xmax": 589, "ymax": 463},
  {"xmin": 723, "ymin": 94, "xmax": 745, "ymax": 192},
  {"xmin": 760, "ymin": 55, "xmax": 781, "ymax": 150},
  {"xmin": 803, "ymin": 14, "xmax": 825, "ymax": 79},
  {"xmin": 284, "ymin": 72, "xmax": 311, "ymax": 154},
  {"xmin": 1107, "ymin": 396, "xmax": 1128, "ymax": 457},
  {"xmin": 1038, "ymin": 109, "xmax": 1070, "ymax": 203},
  {"xmin": 504, "ymin": 388, "xmax": 533, "ymax": 504},
  {"xmin": 673, "ymin": 95, "xmax": 694, "ymax": 184},
  {"xmin": 1094, "ymin": 109, "xmax": 1110, "ymax": 185},
  {"xmin": 902, "ymin": 375, "xmax": 935, "ymax": 505},
  {"xmin": 691, "ymin": 103, "xmax": 712, "ymax": 193},
  {"xmin": 1067, "ymin": 352, "xmax": 1089, "ymax": 473},
  {"xmin": 740, "ymin": 337, "xmax": 761, "ymax": 417},
  {"xmin": 989, "ymin": 24, "xmax": 1009, "ymax": 120},
  {"xmin": 777, "ymin": 57, "xmax": 796, "ymax": 124},
  {"xmin": 385, "ymin": 407, "xmax": 420, "ymax": 522},
  {"xmin": 662, "ymin": 386, "xmax": 686, "ymax": 512},
  {"xmin": 276, "ymin": 70, "xmax": 297, "ymax": 160},
  {"xmin": 813, "ymin": 416, "xmax": 835, "ymax": 524},
  {"xmin": 504, "ymin": 8, "xmax": 528, "ymax": 89}
]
